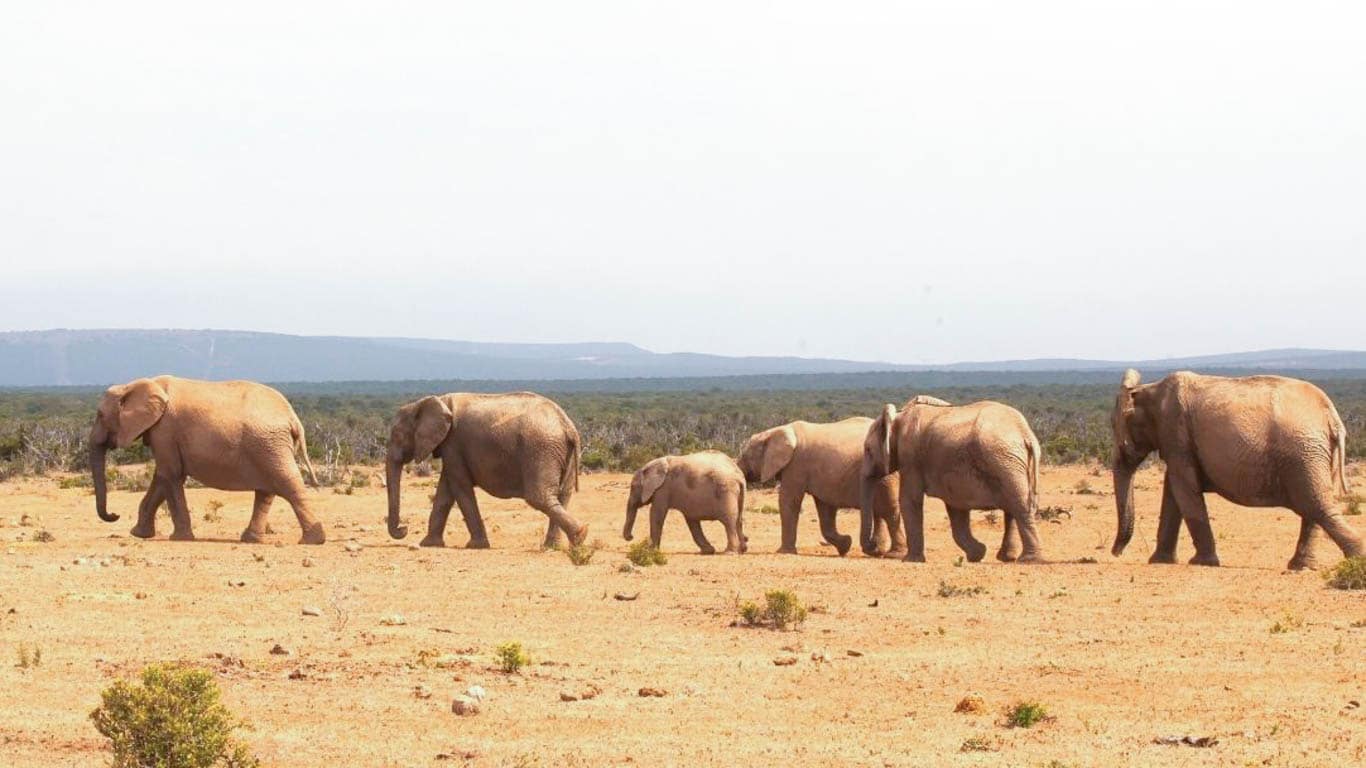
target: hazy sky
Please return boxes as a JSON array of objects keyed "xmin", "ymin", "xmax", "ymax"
[{"xmin": 3, "ymin": 2, "xmax": 1363, "ymax": 364}]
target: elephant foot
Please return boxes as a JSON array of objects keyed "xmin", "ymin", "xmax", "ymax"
[
  {"xmin": 1188, "ymin": 553, "xmax": 1221, "ymax": 567},
  {"xmin": 567, "ymin": 523, "xmax": 590, "ymax": 547},
  {"xmin": 1148, "ymin": 551, "xmax": 1178, "ymax": 565},
  {"xmin": 698, "ymin": 545, "xmax": 717, "ymax": 555},
  {"xmin": 240, "ymin": 528, "xmax": 267, "ymax": 544},
  {"xmin": 996, "ymin": 549, "xmax": 1019, "ymax": 563},
  {"xmin": 1285, "ymin": 556, "xmax": 1317, "ymax": 572},
  {"xmin": 965, "ymin": 543, "xmax": 988, "ymax": 563},
  {"xmin": 169, "ymin": 529, "xmax": 196, "ymax": 542},
  {"xmin": 832, "ymin": 535, "xmax": 853, "ymax": 557},
  {"xmin": 465, "ymin": 538, "xmax": 490, "ymax": 550},
  {"xmin": 776, "ymin": 546, "xmax": 798, "ymax": 555},
  {"xmin": 298, "ymin": 523, "xmax": 326, "ymax": 546},
  {"xmin": 902, "ymin": 552, "xmax": 926, "ymax": 563},
  {"xmin": 129, "ymin": 524, "xmax": 156, "ymax": 540},
  {"xmin": 882, "ymin": 548, "xmax": 908, "ymax": 560},
  {"xmin": 1016, "ymin": 552, "xmax": 1046, "ymax": 564},
  {"xmin": 420, "ymin": 535, "xmax": 447, "ymax": 548}
]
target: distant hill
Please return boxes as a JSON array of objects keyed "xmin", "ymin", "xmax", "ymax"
[{"xmin": 1, "ymin": 329, "xmax": 1363, "ymax": 387}]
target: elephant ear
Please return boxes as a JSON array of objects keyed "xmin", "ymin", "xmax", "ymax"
[
  {"xmin": 879, "ymin": 403, "xmax": 897, "ymax": 475},
  {"xmin": 112, "ymin": 379, "xmax": 170, "ymax": 449},
  {"xmin": 1114, "ymin": 369, "xmax": 1142, "ymax": 456},
  {"xmin": 412, "ymin": 396, "xmax": 454, "ymax": 460},
  {"xmin": 639, "ymin": 458, "xmax": 669, "ymax": 503},
  {"xmin": 759, "ymin": 426, "xmax": 797, "ymax": 483},
  {"xmin": 909, "ymin": 395, "xmax": 951, "ymax": 407}
]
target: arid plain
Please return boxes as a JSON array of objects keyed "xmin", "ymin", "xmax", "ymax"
[{"xmin": 2, "ymin": 464, "xmax": 1364, "ymax": 767}]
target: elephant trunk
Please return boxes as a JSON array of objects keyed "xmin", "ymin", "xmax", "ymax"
[
  {"xmin": 623, "ymin": 486, "xmax": 641, "ymax": 541},
  {"xmin": 386, "ymin": 458, "xmax": 408, "ymax": 539},
  {"xmin": 1111, "ymin": 462, "xmax": 1136, "ymax": 556},
  {"xmin": 90, "ymin": 423, "xmax": 117, "ymax": 523},
  {"xmin": 858, "ymin": 475, "xmax": 879, "ymax": 556}
]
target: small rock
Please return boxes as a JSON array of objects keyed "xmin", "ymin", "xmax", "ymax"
[
  {"xmin": 344, "ymin": 542, "xmax": 363, "ymax": 553},
  {"xmin": 773, "ymin": 656, "xmax": 798, "ymax": 666},
  {"xmin": 379, "ymin": 614, "xmax": 406, "ymax": 626},
  {"xmin": 288, "ymin": 668, "xmax": 307, "ymax": 680},
  {"xmin": 638, "ymin": 687, "xmax": 667, "ymax": 697},
  {"xmin": 270, "ymin": 644, "xmax": 291, "ymax": 656},
  {"xmin": 613, "ymin": 592, "xmax": 639, "ymax": 601},
  {"xmin": 413, "ymin": 685, "xmax": 433, "ymax": 700},
  {"xmin": 954, "ymin": 695, "xmax": 986, "ymax": 714},
  {"xmin": 134, "ymin": 592, "xmax": 149, "ymax": 600},
  {"xmin": 579, "ymin": 684, "xmax": 601, "ymax": 700},
  {"xmin": 465, "ymin": 685, "xmax": 486, "ymax": 701},
  {"xmin": 301, "ymin": 606, "xmax": 322, "ymax": 617},
  {"xmin": 301, "ymin": 557, "xmax": 315, "ymax": 568},
  {"xmin": 560, "ymin": 692, "xmax": 579, "ymax": 702},
  {"xmin": 810, "ymin": 651, "xmax": 831, "ymax": 664},
  {"xmin": 74, "ymin": 558, "xmax": 87, "ymax": 566},
  {"xmin": 228, "ymin": 580, "xmax": 245, "ymax": 587},
  {"xmin": 846, "ymin": 649, "xmax": 864, "ymax": 657},
  {"xmin": 451, "ymin": 695, "xmax": 481, "ymax": 716}
]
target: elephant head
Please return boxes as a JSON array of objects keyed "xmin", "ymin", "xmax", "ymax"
[
  {"xmin": 384, "ymin": 395, "xmax": 453, "ymax": 539},
  {"xmin": 90, "ymin": 379, "xmax": 169, "ymax": 524},
  {"xmin": 859, "ymin": 403, "xmax": 899, "ymax": 554},
  {"xmin": 1110, "ymin": 369, "xmax": 1156, "ymax": 556},
  {"xmin": 623, "ymin": 457, "xmax": 669, "ymax": 540},
  {"xmin": 736, "ymin": 426, "xmax": 797, "ymax": 485}
]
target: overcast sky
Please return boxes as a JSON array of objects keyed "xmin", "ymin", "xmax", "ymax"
[{"xmin": 2, "ymin": 2, "xmax": 1363, "ymax": 364}]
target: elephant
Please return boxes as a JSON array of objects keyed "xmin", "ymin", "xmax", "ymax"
[
  {"xmin": 737, "ymin": 418, "xmax": 905, "ymax": 557},
  {"xmin": 861, "ymin": 396, "xmax": 1042, "ymax": 563},
  {"xmin": 1110, "ymin": 369, "xmax": 1362, "ymax": 569},
  {"xmin": 384, "ymin": 392, "xmax": 588, "ymax": 549},
  {"xmin": 623, "ymin": 451, "xmax": 748, "ymax": 554},
  {"xmin": 89, "ymin": 376, "xmax": 324, "ymax": 544}
]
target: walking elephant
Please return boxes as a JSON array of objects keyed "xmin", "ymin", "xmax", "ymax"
[
  {"xmin": 861, "ymin": 396, "xmax": 1042, "ymax": 563},
  {"xmin": 1110, "ymin": 369, "xmax": 1362, "ymax": 569},
  {"xmin": 89, "ymin": 376, "xmax": 324, "ymax": 544},
  {"xmin": 737, "ymin": 418, "xmax": 904, "ymax": 556},
  {"xmin": 384, "ymin": 392, "xmax": 588, "ymax": 549},
  {"xmin": 623, "ymin": 451, "xmax": 748, "ymax": 554}
]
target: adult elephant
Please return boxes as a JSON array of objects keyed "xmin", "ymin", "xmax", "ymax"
[
  {"xmin": 861, "ymin": 396, "xmax": 1041, "ymax": 563},
  {"xmin": 89, "ymin": 376, "xmax": 324, "ymax": 544},
  {"xmin": 737, "ymin": 418, "xmax": 904, "ymax": 557},
  {"xmin": 1110, "ymin": 369, "xmax": 1362, "ymax": 569},
  {"xmin": 384, "ymin": 392, "xmax": 588, "ymax": 549}
]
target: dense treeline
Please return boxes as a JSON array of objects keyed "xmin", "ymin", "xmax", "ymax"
[{"xmin": 3, "ymin": 378, "xmax": 1366, "ymax": 480}]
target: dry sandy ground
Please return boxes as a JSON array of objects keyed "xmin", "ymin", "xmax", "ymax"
[{"xmin": 2, "ymin": 464, "xmax": 1364, "ymax": 767}]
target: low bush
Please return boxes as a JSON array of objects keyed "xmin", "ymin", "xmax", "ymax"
[
  {"xmin": 495, "ymin": 641, "xmax": 530, "ymax": 673},
  {"xmin": 1325, "ymin": 556, "xmax": 1366, "ymax": 590},
  {"xmin": 737, "ymin": 589, "xmax": 808, "ymax": 630},
  {"xmin": 1004, "ymin": 700, "xmax": 1050, "ymax": 729},
  {"xmin": 626, "ymin": 540, "xmax": 667, "ymax": 567}
]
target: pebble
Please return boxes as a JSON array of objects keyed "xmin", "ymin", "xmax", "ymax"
[
  {"xmin": 465, "ymin": 685, "xmax": 486, "ymax": 701},
  {"xmin": 301, "ymin": 557, "xmax": 315, "ymax": 568},
  {"xmin": 773, "ymin": 656, "xmax": 798, "ymax": 667},
  {"xmin": 270, "ymin": 644, "xmax": 291, "ymax": 656},
  {"xmin": 413, "ymin": 685, "xmax": 433, "ymax": 700},
  {"xmin": 408, "ymin": 543, "xmax": 421, "ymax": 551},
  {"xmin": 638, "ymin": 687, "xmax": 667, "ymax": 697},
  {"xmin": 344, "ymin": 542, "xmax": 363, "ymax": 553},
  {"xmin": 301, "ymin": 606, "xmax": 322, "ymax": 617},
  {"xmin": 379, "ymin": 614, "xmax": 406, "ymax": 626},
  {"xmin": 560, "ymin": 692, "xmax": 579, "ymax": 702},
  {"xmin": 451, "ymin": 695, "xmax": 481, "ymax": 716}
]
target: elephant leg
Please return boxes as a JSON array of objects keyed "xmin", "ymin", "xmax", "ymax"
[
  {"xmin": 878, "ymin": 487, "xmax": 906, "ymax": 558},
  {"xmin": 1007, "ymin": 498, "xmax": 1045, "ymax": 563},
  {"xmin": 685, "ymin": 517, "xmax": 716, "ymax": 554},
  {"xmin": 241, "ymin": 492, "xmax": 275, "ymax": 543},
  {"xmin": 648, "ymin": 498, "xmax": 669, "ymax": 549},
  {"xmin": 1287, "ymin": 516, "xmax": 1321, "ymax": 571},
  {"xmin": 164, "ymin": 477, "xmax": 195, "ymax": 542},
  {"xmin": 1149, "ymin": 482, "xmax": 1182, "ymax": 564},
  {"xmin": 278, "ymin": 481, "xmax": 325, "ymax": 545},
  {"xmin": 947, "ymin": 507, "xmax": 988, "ymax": 563},
  {"xmin": 996, "ymin": 511, "xmax": 1020, "ymax": 562},
  {"xmin": 530, "ymin": 496, "xmax": 587, "ymax": 548},
  {"xmin": 815, "ymin": 499, "xmax": 852, "ymax": 556},
  {"xmin": 130, "ymin": 481, "xmax": 165, "ymax": 539},
  {"xmin": 776, "ymin": 485, "xmax": 803, "ymax": 554},
  {"xmin": 1289, "ymin": 485, "xmax": 1363, "ymax": 566},
  {"xmin": 1166, "ymin": 468, "xmax": 1219, "ymax": 566},
  {"xmin": 900, "ymin": 480, "xmax": 926, "ymax": 562},
  {"xmin": 541, "ymin": 520, "xmax": 563, "ymax": 550},
  {"xmin": 420, "ymin": 480, "xmax": 457, "ymax": 547}
]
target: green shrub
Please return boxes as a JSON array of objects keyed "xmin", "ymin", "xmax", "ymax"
[
  {"xmin": 89, "ymin": 664, "xmax": 258, "ymax": 768},
  {"xmin": 737, "ymin": 590, "xmax": 807, "ymax": 630},
  {"xmin": 937, "ymin": 580, "xmax": 986, "ymax": 598},
  {"xmin": 738, "ymin": 600, "xmax": 762, "ymax": 626},
  {"xmin": 495, "ymin": 641, "xmax": 530, "ymax": 673},
  {"xmin": 1004, "ymin": 700, "xmax": 1050, "ymax": 728},
  {"xmin": 1326, "ymin": 556, "xmax": 1366, "ymax": 590},
  {"xmin": 564, "ymin": 541, "xmax": 598, "ymax": 566},
  {"xmin": 626, "ymin": 540, "xmax": 667, "ymax": 567}
]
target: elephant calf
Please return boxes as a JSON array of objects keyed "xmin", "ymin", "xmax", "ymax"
[
  {"xmin": 624, "ymin": 451, "xmax": 748, "ymax": 554},
  {"xmin": 862, "ymin": 396, "xmax": 1042, "ymax": 563}
]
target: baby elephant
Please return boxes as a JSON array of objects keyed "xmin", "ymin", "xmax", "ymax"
[{"xmin": 624, "ymin": 451, "xmax": 748, "ymax": 554}]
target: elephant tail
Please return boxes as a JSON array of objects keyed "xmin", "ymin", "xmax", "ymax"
[
  {"xmin": 1330, "ymin": 407, "xmax": 1349, "ymax": 497},
  {"xmin": 560, "ymin": 430, "xmax": 580, "ymax": 501},
  {"xmin": 292, "ymin": 418, "xmax": 320, "ymax": 488},
  {"xmin": 1025, "ymin": 434, "xmax": 1040, "ymax": 518}
]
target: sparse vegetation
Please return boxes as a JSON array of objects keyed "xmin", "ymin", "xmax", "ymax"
[
  {"xmin": 204, "ymin": 499, "xmax": 224, "ymax": 523},
  {"xmin": 737, "ymin": 589, "xmax": 808, "ymax": 630},
  {"xmin": 32, "ymin": 529, "xmax": 55, "ymax": 543},
  {"xmin": 626, "ymin": 540, "xmax": 668, "ymax": 567},
  {"xmin": 960, "ymin": 736, "xmax": 996, "ymax": 752},
  {"xmin": 564, "ymin": 540, "xmax": 599, "ymax": 566},
  {"xmin": 1036, "ymin": 505, "xmax": 1072, "ymax": 521},
  {"xmin": 1270, "ymin": 612, "xmax": 1305, "ymax": 634},
  {"xmin": 89, "ymin": 664, "xmax": 259, "ymax": 768},
  {"xmin": 495, "ymin": 641, "xmax": 531, "ymax": 673},
  {"xmin": 753, "ymin": 503, "xmax": 780, "ymax": 515},
  {"xmin": 1005, "ymin": 700, "xmax": 1051, "ymax": 729},
  {"xmin": 1325, "ymin": 556, "xmax": 1366, "ymax": 590},
  {"xmin": 1345, "ymin": 494, "xmax": 1362, "ymax": 516},
  {"xmin": 938, "ymin": 579, "xmax": 987, "ymax": 598},
  {"xmin": 17, "ymin": 643, "xmax": 41, "ymax": 668}
]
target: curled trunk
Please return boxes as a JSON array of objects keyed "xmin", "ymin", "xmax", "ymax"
[
  {"xmin": 623, "ymin": 486, "xmax": 641, "ymax": 540},
  {"xmin": 386, "ymin": 459, "xmax": 408, "ymax": 539},
  {"xmin": 1111, "ymin": 463, "xmax": 1136, "ymax": 556},
  {"xmin": 91, "ymin": 440, "xmax": 116, "ymax": 523}
]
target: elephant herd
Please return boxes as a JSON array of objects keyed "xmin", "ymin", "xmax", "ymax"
[{"xmin": 86, "ymin": 371, "xmax": 1363, "ymax": 570}]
